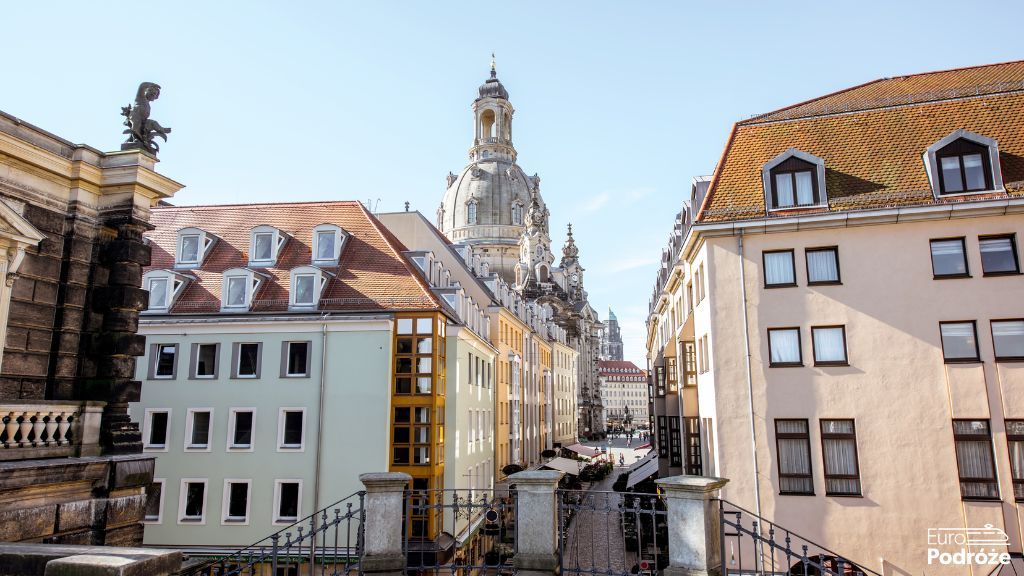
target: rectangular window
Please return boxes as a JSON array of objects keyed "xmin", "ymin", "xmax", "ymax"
[
  {"xmin": 811, "ymin": 326, "xmax": 848, "ymax": 366},
  {"xmin": 153, "ymin": 344, "xmax": 178, "ymax": 379},
  {"xmin": 180, "ymin": 235, "xmax": 200, "ymax": 263},
  {"xmin": 768, "ymin": 328, "xmax": 802, "ymax": 367},
  {"xmin": 979, "ymin": 235, "xmax": 1020, "ymax": 275},
  {"xmin": 193, "ymin": 343, "xmax": 218, "ymax": 379},
  {"xmin": 144, "ymin": 479, "xmax": 164, "ymax": 522},
  {"xmin": 293, "ymin": 274, "xmax": 315, "ymax": 305},
  {"xmin": 148, "ymin": 277, "xmax": 169, "ymax": 309},
  {"xmin": 279, "ymin": 409, "xmax": 305, "ymax": 450},
  {"xmin": 992, "ymin": 320, "xmax": 1024, "ymax": 361},
  {"xmin": 953, "ymin": 420, "xmax": 999, "ymax": 500},
  {"xmin": 941, "ymin": 156, "xmax": 965, "ymax": 193},
  {"xmin": 820, "ymin": 420, "xmax": 861, "ymax": 496},
  {"xmin": 806, "ymin": 247, "xmax": 840, "ymax": 284},
  {"xmin": 930, "ymin": 238, "xmax": 969, "ymax": 278},
  {"xmin": 179, "ymin": 480, "xmax": 207, "ymax": 523},
  {"xmin": 275, "ymin": 481, "xmax": 302, "ymax": 523},
  {"xmin": 253, "ymin": 233, "xmax": 274, "ymax": 261},
  {"xmin": 775, "ymin": 419, "xmax": 813, "ymax": 495},
  {"xmin": 1007, "ymin": 420, "xmax": 1024, "ymax": 501},
  {"xmin": 229, "ymin": 410, "xmax": 254, "ymax": 450},
  {"xmin": 284, "ymin": 341, "xmax": 311, "ymax": 377},
  {"xmin": 775, "ymin": 173, "xmax": 795, "ymax": 206},
  {"xmin": 763, "ymin": 250, "xmax": 796, "ymax": 287},
  {"xmin": 940, "ymin": 321, "xmax": 980, "ymax": 362},
  {"xmin": 223, "ymin": 480, "xmax": 251, "ymax": 523},
  {"xmin": 316, "ymin": 231, "xmax": 336, "ymax": 261},
  {"xmin": 665, "ymin": 356, "xmax": 678, "ymax": 394},
  {"xmin": 657, "ymin": 416, "xmax": 668, "ymax": 458},
  {"xmin": 225, "ymin": 276, "xmax": 247, "ymax": 307},
  {"xmin": 186, "ymin": 410, "xmax": 212, "ymax": 450},
  {"xmin": 234, "ymin": 343, "xmax": 261, "ymax": 378},
  {"xmin": 654, "ymin": 366, "xmax": 665, "ymax": 397},
  {"xmin": 144, "ymin": 410, "xmax": 170, "ymax": 450},
  {"xmin": 668, "ymin": 416, "xmax": 682, "ymax": 467}
]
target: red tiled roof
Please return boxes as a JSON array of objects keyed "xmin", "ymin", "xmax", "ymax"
[
  {"xmin": 697, "ymin": 61, "xmax": 1024, "ymax": 223},
  {"xmin": 145, "ymin": 201, "xmax": 442, "ymax": 313},
  {"xmin": 598, "ymin": 360, "xmax": 645, "ymax": 377}
]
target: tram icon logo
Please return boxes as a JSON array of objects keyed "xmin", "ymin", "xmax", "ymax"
[{"xmin": 927, "ymin": 525, "xmax": 1010, "ymax": 566}]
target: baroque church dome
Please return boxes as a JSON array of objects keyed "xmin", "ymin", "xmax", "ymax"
[{"xmin": 438, "ymin": 63, "xmax": 548, "ymax": 254}]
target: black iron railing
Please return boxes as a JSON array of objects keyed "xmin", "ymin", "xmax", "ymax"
[
  {"xmin": 718, "ymin": 500, "xmax": 881, "ymax": 576},
  {"xmin": 403, "ymin": 488, "xmax": 517, "ymax": 575},
  {"xmin": 179, "ymin": 491, "xmax": 365, "ymax": 576},
  {"xmin": 558, "ymin": 489, "xmax": 667, "ymax": 576}
]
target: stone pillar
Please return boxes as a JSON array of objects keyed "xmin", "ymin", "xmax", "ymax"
[
  {"xmin": 359, "ymin": 472, "xmax": 410, "ymax": 576},
  {"xmin": 655, "ymin": 475, "xmax": 729, "ymax": 576},
  {"xmin": 508, "ymin": 470, "xmax": 563, "ymax": 576}
]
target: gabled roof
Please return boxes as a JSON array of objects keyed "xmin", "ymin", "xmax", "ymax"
[
  {"xmin": 698, "ymin": 61, "xmax": 1024, "ymax": 223},
  {"xmin": 146, "ymin": 201, "xmax": 443, "ymax": 314}
]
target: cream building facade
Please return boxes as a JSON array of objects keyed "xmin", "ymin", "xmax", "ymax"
[{"xmin": 647, "ymin": 62, "xmax": 1024, "ymax": 575}]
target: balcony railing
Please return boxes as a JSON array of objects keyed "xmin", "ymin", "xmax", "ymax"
[{"xmin": 0, "ymin": 401, "xmax": 104, "ymax": 461}]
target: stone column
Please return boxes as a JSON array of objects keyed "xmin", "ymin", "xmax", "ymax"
[
  {"xmin": 359, "ymin": 472, "xmax": 410, "ymax": 576},
  {"xmin": 508, "ymin": 470, "xmax": 563, "ymax": 576},
  {"xmin": 656, "ymin": 476, "xmax": 729, "ymax": 576}
]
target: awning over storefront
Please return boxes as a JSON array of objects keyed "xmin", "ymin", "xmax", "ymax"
[
  {"xmin": 541, "ymin": 457, "xmax": 584, "ymax": 476},
  {"xmin": 626, "ymin": 451, "xmax": 659, "ymax": 488},
  {"xmin": 564, "ymin": 443, "xmax": 601, "ymax": 458}
]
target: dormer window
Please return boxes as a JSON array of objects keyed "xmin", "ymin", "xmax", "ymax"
[
  {"xmin": 925, "ymin": 130, "xmax": 1003, "ymax": 197},
  {"xmin": 221, "ymin": 268, "xmax": 264, "ymax": 312},
  {"xmin": 176, "ymin": 228, "xmax": 216, "ymax": 267},
  {"xmin": 289, "ymin": 266, "xmax": 331, "ymax": 310},
  {"xmin": 466, "ymin": 200, "xmax": 478, "ymax": 225},
  {"xmin": 250, "ymin": 225, "xmax": 288, "ymax": 266},
  {"xmin": 312, "ymin": 224, "xmax": 346, "ymax": 265},
  {"xmin": 142, "ymin": 270, "xmax": 191, "ymax": 312},
  {"xmin": 762, "ymin": 149, "xmax": 827, "ymax": 211}
]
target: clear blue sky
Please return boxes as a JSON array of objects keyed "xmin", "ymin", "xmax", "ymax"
[{"xmin": 3, "ymin": 1, "xmax": 1021, "ymax": 362}]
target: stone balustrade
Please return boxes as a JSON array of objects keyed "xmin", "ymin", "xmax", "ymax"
[{"xmin": 0, "ymin": 401, "xmax": 104, "ymax": 461}]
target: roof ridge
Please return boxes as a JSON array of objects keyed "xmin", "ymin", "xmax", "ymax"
[
  {"xmin": 153, "ymin": 200, "xmax": 363, "ymax": 211},
  {"xmin": 356, "ymin": 203, "xmax": 445, "ymax": 310}
]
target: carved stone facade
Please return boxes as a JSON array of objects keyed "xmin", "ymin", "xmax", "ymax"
[{"xmin": 0, "ymin": 108, "xmax": 182, "ymax": 545}]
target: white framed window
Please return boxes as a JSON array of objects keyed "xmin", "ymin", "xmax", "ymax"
[
  {"xmin": 175, "ymin": 228, "xmax": 217, "ymax": 268},
  {"xmin": 142, "ymin": 270, "xmax": 191, "ymax": 312},
  {"xmin": 143, "ymin": 409, "xmax": 171, "ymax": 451},
  {"xmin": 227, "ymin": 408, "xmax": 256, "ymax": 451},
  {"xmin": 278, "ymin": 408, "xmax": 305, "ymax": 451},
  {"xmin": 222, "ymin": 479, "xmax": 252, "ymax": 525},
  {"xmin": 273, "ymin": 480, "xmax": 303, "ymax": 524},
  {"xmin": 232, "ymin": 342, "xmax": 262, "ymax": 378},
  {"xmin": 289, "ymin": 266, "xmax": 332, "ymax": 310},
  {"xmin": 249, "ymin": 225, "xmax": 289, "ymax": 266},
  {"xmin": 282, "ymin": 341, "xmax": 311, "ymax": 378},
  {"xmin": 312, "ymin": 224, "xmax": 346, "ymax": 265},
  {"xmin": 149, "ymin": 344, "xmax": 179, "ymax": 380},
  {"xmin": 184, "ymin": 408, "xmax": 214, "ymax": 451},
  {"xmin": 190, "ymin": 343, "xmax": 220, "ymax": 379},
  {"xmin": 221, "ymin": 268, "xmax": 264, "ymax": 312},
  {"xmin": 144, "ymin": 478, "xmax": 165, "ymax": 523},
  {"xmin": 761, "ymin": 149, "xmax": 827, "ymax": 212},
  {"xmin": 178, "ymin": 478, "xmax": 208, "ymax": 524}
]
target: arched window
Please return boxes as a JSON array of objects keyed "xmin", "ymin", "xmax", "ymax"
[
  {"xmin": 511, "ymin": 202, "xmax": 524, "ymax": 225},
  {"xmin": 467, "ymin": 201, "xmax": 478, "ymax": 225},
  {"xmin": 480, "ymin": 109, "xmax": 496, "ymax": 140}
]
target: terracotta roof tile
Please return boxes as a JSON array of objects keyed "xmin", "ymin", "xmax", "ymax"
[
  {"xmin": 698, "ymin": 61, "xmax": 1024, "ymax": 223},
  {"xmin": 145, "ymin": 201, "xmax": 442, "ymax": 313}
]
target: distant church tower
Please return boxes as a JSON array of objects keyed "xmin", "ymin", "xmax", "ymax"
[
  {"xmin": 602, "ymin": 308, "xmax": 624, "ymax": 360},
  {"xmin": 438, "ymin": 57, "xmax": 546, "ymax": 283}
]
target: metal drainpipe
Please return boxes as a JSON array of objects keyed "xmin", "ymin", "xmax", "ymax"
[
  {"xmin": 738, "ymin": 231, "xmax": 764, "ymax": 521},
  {"xmin": 313, "ymin": 317, "xmax": 329, "ymax": 516}
]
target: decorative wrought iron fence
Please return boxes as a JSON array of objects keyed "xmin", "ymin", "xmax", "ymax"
[
  {"xmin": 557, "ymin": 489, "xmax": 667, "ymax": 576},
  {"xmin": 718, "ymin": 500, "xmax": 881, "ymax": 576},
  {"xmin": 178, "ymin": 492, "xmax": 365, "ymax": 576},
  {"xmin": 402, "ymin": 488, "xmax": 517, "ymax": 576}
]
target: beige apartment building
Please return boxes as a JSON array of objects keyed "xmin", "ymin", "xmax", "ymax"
[
  {"xmin": 598, "ymin": 360, "xmax": 649, "ymax": 433},
  {"xmin": 647, "ymin": 61, "xmax": 1024, "ymax": 575}
]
